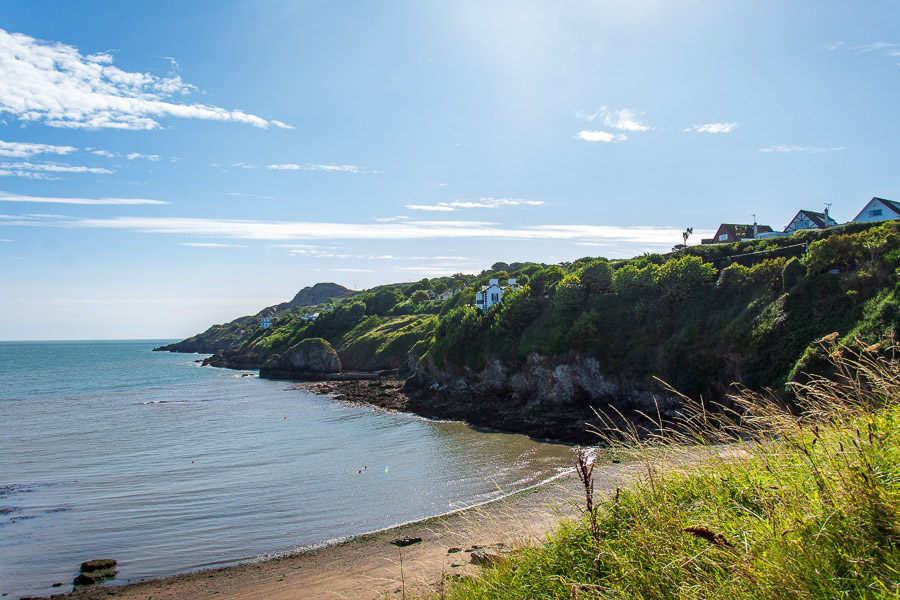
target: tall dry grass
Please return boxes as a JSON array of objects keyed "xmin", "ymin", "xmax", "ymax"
[{"xmin": 443, "ymin": 336, "xmax": 900, "ymax": 599}]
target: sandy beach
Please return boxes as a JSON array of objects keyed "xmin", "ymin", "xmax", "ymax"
[{"xmin": 46, "ymin": 462, "xmax": 643, "ymax": 600}]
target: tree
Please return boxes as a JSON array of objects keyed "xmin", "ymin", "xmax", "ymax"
[
  {"xmin": 410, "ymin": 289, "xmax": 431, "ymax": 303},
  {"xmin": 578, "ymin": 260, "xmax": 613, "ymax": 293},
  {"xmin": 682, "ymin": 227, "xmax": 694, "ymax": 249}
]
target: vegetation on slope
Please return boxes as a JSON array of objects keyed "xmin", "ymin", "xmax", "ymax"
[
  {"xmin": 421, "ymin": 221, "xmax": 900, "ymax": 400},
  {"xmin": 443, "ymin": 339, "xmax": 900, "ymax": 599}
]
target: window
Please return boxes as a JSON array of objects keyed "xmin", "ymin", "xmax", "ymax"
[
  {"xmin": 870, "ymin": 209, "xmax": 883, "ymax": 217},
  {"xmin": 718, "ymin": 233, "xmax": 729, "ymax": 241},
  {"xmin": 491, "ymin": 293, "xmax": 499, "ymax": 302}
]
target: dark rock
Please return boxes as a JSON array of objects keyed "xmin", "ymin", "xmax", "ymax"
[
  {"xmin": 80, "ymin": 558, "xmax": 117, "ymax": 573},
  {"xmin": 402, "ymin": 351, "xmax": 676, "ymax": 444},
  {"xmin": 201, "ymin": 350, "xmax": 262, "ymax": 370},
  {"xmin": 260, "ymin": 338, "xmax": 341, "ymax": 380},
  {"xmin": 390, "ymin": 537, "xmax": 422, "ymax": 547},
  {"xmin": 447, "ymin": 547, "xmax": 462, "ymax": 554},
  {"xmin": 470, "ymin": 544, "xmax": 512, "ymax": 567}
]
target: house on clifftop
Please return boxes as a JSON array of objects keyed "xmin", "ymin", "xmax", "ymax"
[
  {"xmin": 701, "ymin": 222, "xmax": 773, "ymax": 244},
  {"xmin": 475, "ymin": 278, "xmax": 518, "ymax": 312},
  {"xmin": 852, "ymin": 197, "xmax": 900, "ymax": 224},
  {"xmin": 783, "ymin": 208, "xmax": 837, "ymax": 234}
]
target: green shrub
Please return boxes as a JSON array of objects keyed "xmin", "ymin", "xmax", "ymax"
[{"xmin": 781, "ymin": 256, "xmax": 807, "ymax": 290}]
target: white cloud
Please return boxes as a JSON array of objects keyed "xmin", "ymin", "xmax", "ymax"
[
  {"xmin": 0, "ymin": 161, "xmax": 113, "ymax": 176},
  {"xmin": 604, "ymin": 109, "xmax": 651, "ymax": 132},
  {"xmin": 90, "ymin": 149, "xmax": 114, "ymax": 157},
  {"xmin": 405, "ymin": 204, "xmax": 456, "ymax": 212},
  {"xmin": 683, "ymin": 122, "xmax": 740, "ymax": 134},
  {"xmin": 0, "ymin": 212, "xmax": 693, "ymax": 246},
  {"xmin": 577, "ymin": 107, "xmax": 650, "ymax": 132},
  {"xmin": 127, "ymin": 152, "xmax": 161, "ymax": 161},
  {"xmin": 0, "ymin": 140, "xmax": 77, "ymax": 157},
  {"xmin": 0, "ymin": 28, "xmax": 291, "ymax": 130},
  {"xmin": 406, "ymin": 198, "xmax": 544, "ymax": 212},
  {"xmin": 576, "ymin": 130, "xmax": 628, "ymax": 143},
  {"xmin": 759, "ymin": 145, "xmax": 844, "ymax": 153},
  {"xmin": 0, "ymin": 191, "xmax": 167, "ymax": 205},
  {"xmin": 266, "ymin": 163, "xmax": 367, "ymax": 173}
]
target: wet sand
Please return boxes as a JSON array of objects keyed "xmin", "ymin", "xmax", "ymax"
[{"xmin": 49, "ymin": 462, "xmax": 644, "ymax": 600}]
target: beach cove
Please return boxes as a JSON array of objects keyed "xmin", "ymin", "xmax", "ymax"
[
  {"xmin": 49, "ymin": 462, "xmax": 645, "ymax": 600},
  {"xmin": 0, "ymin": 341, "xmax": 579, "ymax": 599}
]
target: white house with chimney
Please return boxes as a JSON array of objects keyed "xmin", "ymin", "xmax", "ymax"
[
  {"xmin": 475, "ymin": 278, "xmax": 518, "ymax": 312},
  {"xmin": 783, "ymin": 208, "xmax": 837, "ymax": 234}
]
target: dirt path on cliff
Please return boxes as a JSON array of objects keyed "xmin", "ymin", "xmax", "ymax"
[{"xmin": 49, "ymin": 462, "xmax": 647, "ymax": 600}]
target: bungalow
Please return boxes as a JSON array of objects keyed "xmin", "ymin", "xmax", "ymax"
[
  {"xmin": 475, "ymin": 278, "xmax": 517, "ymax": 312},
  {"xmin": 783, "ymin": 208, "xmax": 837, "ymax": 234},
  {"xmin": 701, "ymin": 223, "xmax": 773, "ymax": 245},
  {"xmin": 852, "ymin": 197, "xmax": 900, "ymax": 224}
]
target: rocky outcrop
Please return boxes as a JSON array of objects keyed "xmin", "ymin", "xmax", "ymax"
[
  {"xmin": 201, "ymin": 350, "xmax": 263, "ymax": 370},
  {"xmin": 403, "ymin": 352, "xmax": 678, "ymax": 443},
  {"xmin": 260, "ymin": 338, "xmax": 342, "ymax": 380},
  {"xmin": 289, "ymin": 282, "xmax": 356, "ymax": 307}
]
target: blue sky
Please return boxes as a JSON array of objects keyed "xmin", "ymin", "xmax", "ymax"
[{"xmin": 1, "ymin": 1, "xmax": 898, "ymax": 340}]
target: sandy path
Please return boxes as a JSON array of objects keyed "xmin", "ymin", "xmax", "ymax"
[{"xmin": 49, "ymin": 462, "xmax": 643, "ymax": 600}]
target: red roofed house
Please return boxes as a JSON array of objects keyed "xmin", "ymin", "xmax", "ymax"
[{"xmin": 701, "ymin": 222, "xmax": 773, "ymax": 245}]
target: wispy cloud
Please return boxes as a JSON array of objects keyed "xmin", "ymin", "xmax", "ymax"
[
  {"xmin": 0, "ymin": 140, "xmax": 77, "ymax": 157},
  {"xmin": 89, "ymin": 149, "xmax": 114, "ymax": 157},
  {"xmin": 373, "ymin": 216, "xmax": 410, "ymax": 222},
  {"xmin": 265, "ymin": 163, "xmax": 370, "ymax": 173},
  {"xmin": 0, "ymin": 28, "xmax": 291, "ymax": 130},
  {"xmin": 0, "ymin": 212, "xmax": 693, "ymax": 246},
  {"xmin": 0, "ymin": 161, "xmax": 113, "ymax": 178},
  {"xmin": 683, "ymin": 122, "xmax": 740, "ymax": 134},
  {"xmin": 577, "ymin": 107, "xmax": 651, "ymax": 132},
  {"xmin": 406, "ymin": 198, "xmax": 545, "ymax": 212},
  {"xmin": 127, "ymin": 152, "xmax": 161, "ymax": 161},
  {"xmin": 759, "ymin": 145, "xmax": 844, "ymax": 153},
  {"xmin": 226, "ymin": 192, "xmax": 272, "ymax": 199},
  {"xmin": 575, "ymin": 130, "xmax": 628, "ymax": 143},
  {"xmin": 181, "ymin": 242, "xmax": 246, "ymax": 248},
  {"xmin": 0, "ymin": 192, "xmax": 168, "ymax": 205}
]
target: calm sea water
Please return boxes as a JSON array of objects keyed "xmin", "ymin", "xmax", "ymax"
[{"xmin": 0, "ymin": 340, "xmax": 574, "ymax": 598}]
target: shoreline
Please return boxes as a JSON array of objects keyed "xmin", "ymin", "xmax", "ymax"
[{"xmin": 44, "ymin": 462, "xmax": 645, "ymax": 600}]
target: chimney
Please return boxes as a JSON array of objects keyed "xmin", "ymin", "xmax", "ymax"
[
  {"xmin": 508, "ymin": 278, "xmax": 516, "ymax": 286},
  {"xmin": 489, "ymin": 278, "xmax": 499, "ymax": 286}
]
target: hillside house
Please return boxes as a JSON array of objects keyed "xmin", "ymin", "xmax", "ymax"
[
  {"xmin": 475, "ymin": 278, "xmax": 517, "ymax": 312},
  {"xmin": 852, "ymin": 197, "xmax": 900, "ymax": 224},
  {"xmin": 701, "ymin": 223, "xmax": 773, "ymax": 244},
  {"xmin": 260, "ymin": 316, "xmax": 273, "ymax": 329},
  {"xmin": 783, "ymin": 208, "xmax": 837, "ymax": 234}
]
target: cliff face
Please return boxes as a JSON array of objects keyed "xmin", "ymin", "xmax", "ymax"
[
  {"xmin": 404, "ymin": 352, "xmax": 674, "ymax": 443},
  {"xmin": 260, "ymin": 338, "xmax": 341, "ymax": 380}
]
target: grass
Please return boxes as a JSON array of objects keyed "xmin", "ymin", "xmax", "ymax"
[{"xmin": 441, "ymin": 337, "xmax": 900, "ymax": 599}]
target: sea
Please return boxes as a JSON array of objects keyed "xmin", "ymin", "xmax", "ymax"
[{"xmin": 0, "ymin": 340, "xmax": 575, "ymax": 598}]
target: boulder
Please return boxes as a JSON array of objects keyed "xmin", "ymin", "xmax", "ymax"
[{"xmin": 74, "ymin": 558, "xmax": 117, "ymax": 587}]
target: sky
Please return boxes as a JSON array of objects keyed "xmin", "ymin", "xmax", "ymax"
[{"xmin": 0, "ymin": 1, "xmax": 898, "ymax": 340}]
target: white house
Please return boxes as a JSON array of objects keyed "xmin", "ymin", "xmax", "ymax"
[
  {"xmin": 852, "ymin": 197, "xmax": 900, "ymax": 224},
  {"xmin": 475, "ymin": 278, "xmax": 517, "ymax": 312},
  {"xmin": 783, "ymin": 208, "xmax": 837, "ymax": 234}
]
